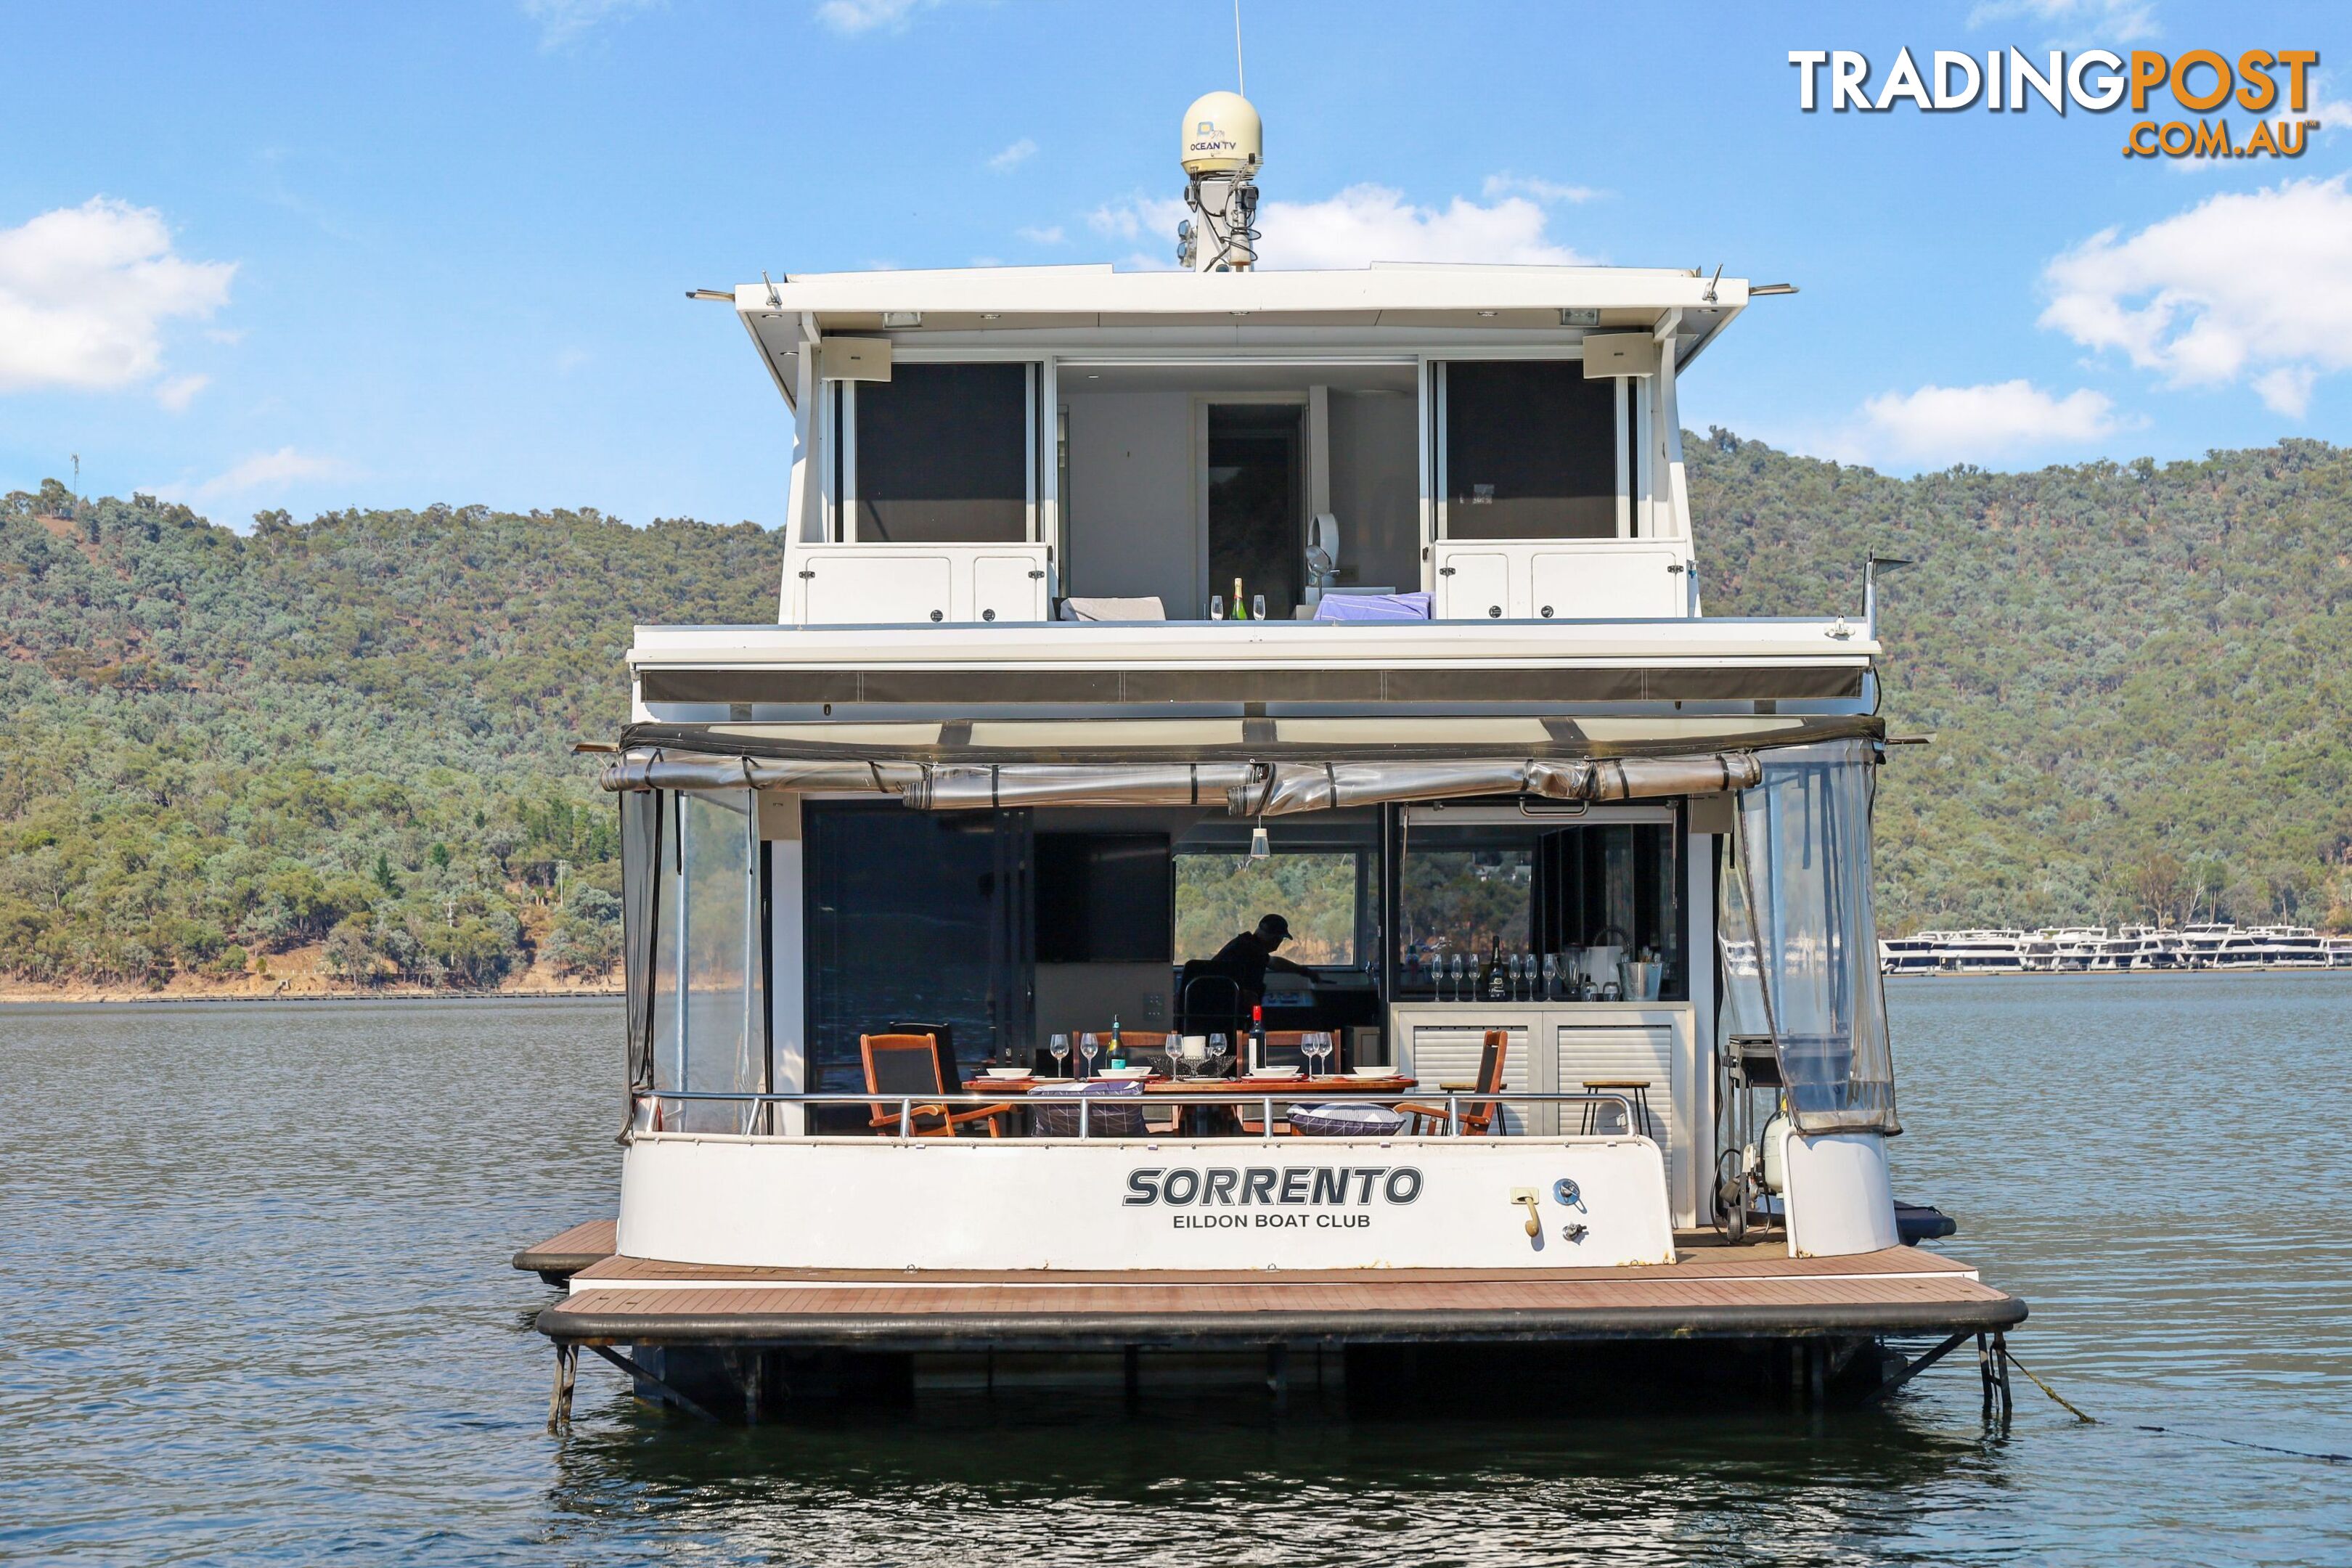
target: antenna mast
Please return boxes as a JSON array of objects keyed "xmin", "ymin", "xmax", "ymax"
[
  {"xmin": 1233, "ymin": 0, "xmax": 1246, "ymax": 95},
  {"xmin": 1175, "ymin": 86, "xmax": 1262, "ymax": 271}
]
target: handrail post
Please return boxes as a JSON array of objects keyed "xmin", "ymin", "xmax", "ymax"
[
  {"xmin": 1448, "ymin": 1092, "xmax": 1461, "ymax": 1136},
  {"xmin": 899, "ymin": 1096, "xmax": 912, "ymax": 1138},
  {"xmin": 1262, "ymin": 1095, "xmax": 1274, "ymax": 1139},
  {"xmin": 1079, "ymin": 1097, "xmax": 1091, "ymax": 1140}
]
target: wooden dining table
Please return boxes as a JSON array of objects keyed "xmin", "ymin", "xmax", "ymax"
[{"xmin": 963, "ymin": 1073, "xmax": 1418, "ymax": 1136}]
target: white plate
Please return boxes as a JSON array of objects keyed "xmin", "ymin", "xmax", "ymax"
[
  {"xmin": 1245, "ymin": 1068, "xmax": 1302, "ymax": 1079},
  {"xmin": 1349, "ymin": 1067, "xmax": 1392, "ymax": 1079},
  {"xmin": 987, "ymin": 1068, "xmax": 1033, "ymax": 1081},
  {"xmin": 1098, "ymin": 1066, "xmax": 1152, "ymax": 1080}
]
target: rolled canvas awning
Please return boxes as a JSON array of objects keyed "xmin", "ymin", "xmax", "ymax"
[{"xmin": 603, "ymin": 749, "xmax": 1764, "ymax": 814}]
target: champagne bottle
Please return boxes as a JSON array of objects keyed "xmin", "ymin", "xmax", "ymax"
[
  {"xmin": 1232, "ymin": 577, "xmax": 1246, "ymax": 619},
  {"xmin": 1109, "ymin": 1014, "xmax": 1124, "ymax": 1069}
]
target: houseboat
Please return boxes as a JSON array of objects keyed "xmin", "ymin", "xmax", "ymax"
[{"xmin": 518, "ymin": 94, "xmax": 2022, "ymax": 1423}]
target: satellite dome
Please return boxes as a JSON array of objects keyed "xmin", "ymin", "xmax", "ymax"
[{"xmin": 1180, "ymin": 91, "xmax": 1262, "ymax": 176}]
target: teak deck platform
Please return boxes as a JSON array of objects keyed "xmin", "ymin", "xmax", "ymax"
[{"xmin": 518, "ymin": 1222, "xmax": 2025, "ymax": 1351}]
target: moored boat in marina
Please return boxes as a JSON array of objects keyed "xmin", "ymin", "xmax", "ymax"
[{"xmin": 517, "ymin": 93, "xmax": 2020, "ymax": 1423}]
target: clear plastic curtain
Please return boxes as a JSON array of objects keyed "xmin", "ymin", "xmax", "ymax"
[
  {"xmin": 648, "ymin": 790, "xmax": 767, "ymax": 1135},
  {"xmin": 1731, "ymin": 740, "xmax": 1899, "ymax": 1134},
  {"xmin": 618, "ymin": 788, "xmax": 661, "ymax": 1131}
]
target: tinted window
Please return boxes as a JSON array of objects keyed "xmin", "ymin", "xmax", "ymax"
[
  {"xmin": 1445, "ymin": 360, "xmax": 1618, "ymax": 539},
  {"xmin": 854, "ymin": 362, "xmax": 1028, "ymax": 542}
]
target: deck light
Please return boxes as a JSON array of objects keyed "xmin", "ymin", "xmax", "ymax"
[
  {"xmin": 1249, "ymin": 824, "xmax": 1270, "ymax": 861},
  {"xmin": 883, "ymin": 311, "xmax": 923, "ymax": 327},
  {"xmin": 1560, "ymin": 308, "xmax": 1599, "ymax": 327}
]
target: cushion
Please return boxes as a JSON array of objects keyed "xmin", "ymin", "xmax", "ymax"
[
  {"xmin": 1061, "ymin": 596, "xmax": 1168, "ymax": 621},
  {"xmin": 1287, "ymin": 1102, "xmax": 1410, "ymax": 1138},
  {"xmin": 1313, "ymin": 592, "xmax": 1432, "ymax": 623},
  {"xmin": 1029, "ymin": 1079, "xmax": 1148, "ymax": 1137}
]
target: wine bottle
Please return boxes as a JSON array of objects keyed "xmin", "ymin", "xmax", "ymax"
[
  {"xmin": 1109, "ymin": 1014, "xmax": 1124, "ymax": 1069},
  {"xmin": 1248, "ymin": 1003, "xmax": 1266, "ymax": 1070}
]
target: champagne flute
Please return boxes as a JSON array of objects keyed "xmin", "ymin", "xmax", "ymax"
[
  {"xmin": 1449, "ymin": 953, "xmax": 1464, "ymax": 1000},
  {"xmin": 1079, "ymin": 1032, "xmax": 1100, "ymax": 1079},
  {"xmin": 1049, "ymin": 1033, "xmax": 1070, "ymax": 1077}
]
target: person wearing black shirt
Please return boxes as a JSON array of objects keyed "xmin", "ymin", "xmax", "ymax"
[{"xmin": 1212, "ymin": 913, "xmax": 1313, "ymax": 998}]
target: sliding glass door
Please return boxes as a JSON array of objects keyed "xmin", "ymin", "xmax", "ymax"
[{"xmin": 802, "ymin": 804, "xmax": 1033, "ymax": 1099}]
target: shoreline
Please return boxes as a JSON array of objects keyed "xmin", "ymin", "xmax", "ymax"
[{"xmin": 0, "ymin": 983, "xmax": 621, "ymax": 1005}]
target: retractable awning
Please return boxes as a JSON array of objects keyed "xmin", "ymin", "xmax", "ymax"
[{"xmin": 602, "ymin": 750, "xmax": 1765, "ymax": 813}]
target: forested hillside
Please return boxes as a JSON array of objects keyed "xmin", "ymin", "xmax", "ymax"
[
  {"xmin": 3, "ymin": 436, "xmax": 2348, "ymax": 991},
  {"xmin": 1693, "ymin": 433, "xmax": 2352, "ymax": 932},
  {"xmin": 0, "ymin": 481, "xmax": 774, "ymax": 990}
]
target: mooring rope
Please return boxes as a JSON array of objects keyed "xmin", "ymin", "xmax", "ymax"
[{"xmin": 2004, "ymin": 1346, "xmax": 2351, "ymax": 1463}]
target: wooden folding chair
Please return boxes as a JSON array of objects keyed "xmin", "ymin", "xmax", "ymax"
[
  {"xmin": 1395, "ymin": 1029, "xmax": 1508, "ymax": 1135},
  {"xmin": 862, "ymin": 1032, "xmax": 1016, "ymax": 1138}
]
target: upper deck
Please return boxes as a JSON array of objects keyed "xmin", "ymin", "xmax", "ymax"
[{"xmin": 702, "ymin": 261, "xmax": 1789, "ymax": 635}]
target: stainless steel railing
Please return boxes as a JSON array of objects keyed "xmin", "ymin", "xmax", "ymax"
[{"xmin": 629, "ymin": 1087, "xmax": 1641, "ymax": 1141}]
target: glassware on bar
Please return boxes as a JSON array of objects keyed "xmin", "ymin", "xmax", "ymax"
[{"xmin": 1049, "ymin": 1034, "xmax": 1070, "ymax": 1077}]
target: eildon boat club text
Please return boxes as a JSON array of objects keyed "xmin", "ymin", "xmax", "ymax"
[{"xmin": 1787, "ymin": 46, "xmax": 2322, "ymax": 160}]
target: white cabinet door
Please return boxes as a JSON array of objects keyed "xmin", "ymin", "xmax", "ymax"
[
  {"xmin": 1434, "ymin": 550, "xmax": 1511, "ymax": 621},
  {"xmin": 1551, "ymin": 1018, "xmax": 1680, "ymax": 1201},
  {"xmin": 801, "ymin": 552, "xmax": 952, "ymax": 624},
  {"xmin": 1529, "ymin": 546, "xmax": 1684, "ymax": 619},
  {"xmin": 973, "ymin": 553, "xmax": 1047, "ymax": 623}
]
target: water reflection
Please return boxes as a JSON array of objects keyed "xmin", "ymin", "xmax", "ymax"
[{"xmin": 547, "ymin": 1392, "xmax": 2017, "ymax": 1567}]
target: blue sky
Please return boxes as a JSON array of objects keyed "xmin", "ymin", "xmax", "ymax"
[{"xmin": 2, "ymin": 0, "xmax": 2348, "ymax": 528}]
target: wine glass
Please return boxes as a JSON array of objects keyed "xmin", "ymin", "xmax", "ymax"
[
  {"xmin": 1251, "ymin": 594, "xmax": 1267, "ymax": 620},
  {"xmin": 1507, "ymin": 954, "xmax": 1523, "ymax": 1000},
  {"xmin": 1541, "ymin": 952, "xmax": 1559, "ymax": 1000},
  {"xmin": 1315, "ymin": 1032, "xmax": 1335, "ymax": 1077},
  {"xmin": 1449, "ymin": 954, "xmax": 1464, "ymax": 1000},
  {"xmin": 1207, "ymin": 1032, "xmax": 1228, "ymax": 1077},
  {"xmin": 1209, "ymin": 594, "xmax": 1225, "ymax": 621},
  {"xmin": 1049, "ymin": 1034, "xmax": 1070, "ymax": 1077},
  {"xmin": 1079, "ymin": 1032, "xmax": 1101, "ymax": 1079}
]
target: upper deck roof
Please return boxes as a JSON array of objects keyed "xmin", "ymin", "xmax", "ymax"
[{"xmin": 720, "ymin": 262, "xmax": 1752, "ymax": 399}]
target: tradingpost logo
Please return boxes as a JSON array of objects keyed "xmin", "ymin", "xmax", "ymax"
[{"xmin": 1789, "ymin": 48, "xmax": 2322, "ymax": 160}]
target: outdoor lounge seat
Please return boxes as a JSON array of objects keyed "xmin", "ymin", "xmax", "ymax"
[
  {"xmin": 1395, "ymin": 1029, "xmax": 1508, "ymax": 1135},
  {"xmin": 861, "ymin": 1032, "xmax": 1016, "ymax": 1138}
]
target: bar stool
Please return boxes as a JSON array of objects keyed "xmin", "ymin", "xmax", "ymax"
[{"xmin": 1580, "ymin": 1078, "xmax": 1657, "ymax": 1140}]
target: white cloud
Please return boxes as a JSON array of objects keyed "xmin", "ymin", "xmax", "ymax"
[
  {"xmin": 1966, "ymin": 0, "xmax": 2160, "ymax": 44},
  {"xmin": 155, "ymin": 374, "xmax": 209, "ymax": 411},
  {"xmin": 0, "ymin": 197, "xmax": 234, "ymax": 396},
  {"xmin": 1480, "ymin": 173, "xmax": 1599, "ymax": 205},
  {"xmin": 189, "ymin": 447, "xmax": 346, "ymax": 502},
  {"xmin": 815, "ymin": 0, "xmax": 937, "ymax": 35},
  {"xmin": 1016, "ymin": 224, "xmax": 1065, "ymax": 245},
  {"xmin": 2041, "ymin": 176, "xmax": 2352, "ymax": 417},
  {"xmin": 1840, "ymin": 380, "xmax": 2120, "ymax": 465},
  {"xmin": 520, "ymin": 0, "xmax": 661, "ymax": 48},
  {"xmin": 987, "ymin": 138, "xmax": 1037, "ymax": 173},
  {"xmin": 1261, "ymin": 184, "xmax": 1590, "ymax": 270},
  {"xmin": 1087, "ymin": 184, "xmax": 1591, "ymax": 271}
]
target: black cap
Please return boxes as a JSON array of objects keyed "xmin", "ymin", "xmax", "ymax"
[{"xmin": 1259, "ymin": 914, "xmax": 1291, "ymax": 939}]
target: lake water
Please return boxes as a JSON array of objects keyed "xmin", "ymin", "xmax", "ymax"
[{"xmin": 4, "ymin": 975, "xmax": 2348, "ymax": 1565}]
